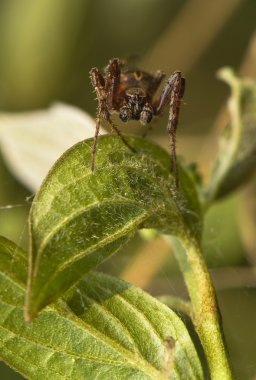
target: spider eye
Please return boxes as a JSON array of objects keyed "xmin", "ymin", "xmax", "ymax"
[
  {"xmin": 119, "ymin": 106, "xmax": 132, "ymax": 122},
  {"xmin": 140, "ymin": 106, "xmax": 153, "ymax": 124}
]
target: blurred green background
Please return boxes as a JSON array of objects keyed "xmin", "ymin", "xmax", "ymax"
[{"xmin": 0, "ymin": 1, "xmax": 256, "ymax": 379}]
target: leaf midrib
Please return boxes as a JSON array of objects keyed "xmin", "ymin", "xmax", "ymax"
[
  {"xmin": 34, "ymin": 199, "xmax": 145, "ymax": 259},
  {"xmin": 30, "ymin": 210, "xmax": 148, "ymax": 306},
  {"xmin": 32, "ymin": 157, "xmax": 174, "ymax": 238}
]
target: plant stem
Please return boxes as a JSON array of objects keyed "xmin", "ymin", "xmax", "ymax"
[{"xmin": 165, "ymin": 235, "xmax": 233, "ymax": 380}]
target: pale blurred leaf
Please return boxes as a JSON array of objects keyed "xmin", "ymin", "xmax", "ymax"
[{"xmin": 0, "ymin": 103, "xmax": 103, "ymax": 191}]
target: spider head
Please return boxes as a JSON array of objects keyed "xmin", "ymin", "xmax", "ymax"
[{"xmin": 120, "ymin": 87, "xmax": 151, "ymax": 123}]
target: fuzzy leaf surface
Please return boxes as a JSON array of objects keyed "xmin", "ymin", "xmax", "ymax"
[
  {"xmin": 0, "ymin": 236, "xmax": 203, "ymax": 380},
  {"xmin": 27, "ymin": 136, "xmax": 202, "ymax": 319},
  {"xmin": 208, "ymin": 68, "xmax": 256, "ymax": 200}
]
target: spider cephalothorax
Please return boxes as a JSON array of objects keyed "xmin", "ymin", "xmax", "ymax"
[{"xmin": 89, "ymin": 58, "xmax": 185, "ymax": 187}]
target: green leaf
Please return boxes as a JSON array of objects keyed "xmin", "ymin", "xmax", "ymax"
[
  {"xmin": 207, "ymin": 68, "xmax": 256, "ymax": 201},
  {"xmin": 26, "ymin": 136, "xmax": 202, "ymax": 319},
  {"xmin": 0, "ymin": 235, "xmax": 203, "ymax": 380}
]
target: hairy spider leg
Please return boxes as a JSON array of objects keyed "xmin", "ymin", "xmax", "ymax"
[
  {"xmin": 90, "ymin": 67, "xmax": 108, "ymax": 171},
  {"xmin": 142, "ymin": 123, "xmax": 152, "ymax": 138},
  {"xmin": 90, "ymin": 64, "xmax": 136, "ymax": 171},
  {"xmin": 155, "ymin": 71, "xmax": 185, "ymax": 188},
  {"xmin": 91, "ymin": 117, "xmax": 101, "ymax": 172},
  {"xmin": 148, "ymin": 70, "xmax": 166, "ymax": 97},
  {"xmin": 108, "ymin": 119, "xmax": 136, "ymax": 153},
  {"xmin": 104, "ymin": 58, "xmax": 120, "ymax": 109},
  {"xmin": 105, "ymin": 59, "xmax": 136, "ymax": 153}
]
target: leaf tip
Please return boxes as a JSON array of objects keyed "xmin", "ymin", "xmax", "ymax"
[{"xmin": 216, "ymin": 67, "xmax": 238, "ymax": 87}]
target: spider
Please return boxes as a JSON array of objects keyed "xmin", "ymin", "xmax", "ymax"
[{"xmin": 89, "ymin": 58, "xmax": 185, "ymax": 187}]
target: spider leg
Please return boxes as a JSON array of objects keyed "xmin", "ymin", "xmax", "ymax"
[
  {"xmin": 104, "ymin": 59, "xmax": 136, "ymax": 153},
  {"xmin": 91, "ymin": 115, "xmax": 101, "ymax": 172},
  {"xmin": 142, "ymin": 124, "xmax": 152, "ymax": 138},
  {"xmin": 90, "ymin": 61, "xmax": 136, "ymax": 171},
  {"xmin": 90, "ymin": 67, "xmax": 106, "ymax": 104},
  {"xmin": 105, "ymin": 58, "xmax": 121, "ymax": 109},
  {"xmin": 148, "ymin": 70, "xmax": 166, "ymax": 97},
  {"xmin": 155, "ymin": 71, "xmax": 185, "ymax": 188},
  {"xmin": 108, "ymin": 118, "xmax": 136, "ymax": 153},
  {"xmin": 89, "ymin": 67, "xmax": 109, "ymax": 171}
]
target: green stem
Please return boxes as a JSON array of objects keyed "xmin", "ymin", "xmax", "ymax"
[{"xmin": 165, "ymin": 235, "xmax": 233, "ymax": 380}]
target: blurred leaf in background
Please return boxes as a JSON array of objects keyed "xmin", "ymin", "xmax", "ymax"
[{"xmin": 0, "ymin": 103, "xmax": 97, "ymax": 190}]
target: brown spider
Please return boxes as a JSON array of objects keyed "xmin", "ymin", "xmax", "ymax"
[{"xmin": 89, "ymin": 58, "xmax": 185, "ymax": 187}]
